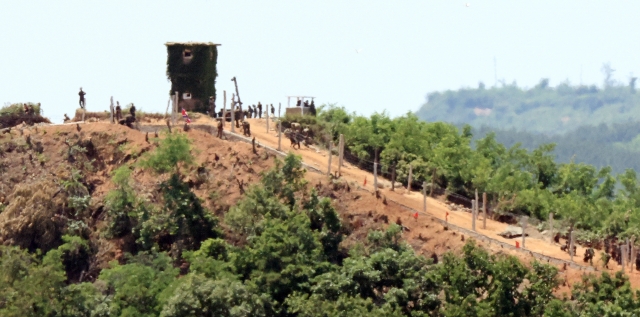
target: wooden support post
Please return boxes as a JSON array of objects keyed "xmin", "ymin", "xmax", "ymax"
[
  {"xmin": 337, "ymin": 139, "xmax": 342, "ymax": 177},
  {"xmin": 630, "ymin": 237, "xmax": 636, "ymax": 272},
  {"xmin": 278, "ymin": 102, "xmax": 281, "ymax": 118},
  {"xmin": 422, "ymin": 181, "xmax": 427, "ymax": 213},
  {"xmin": 110, "ymin": 96, "xmax": 115, "ymax": 124},
  {"xmin": 475, "ymin": 189, "xmax": 479, "ymax": 220},
  {"xmin": 173, "ymin": 92, "xmax": 178, "ymax": 125},
  {"xmin": 327, "ymin": 141, "xmax": 333, "ymax": 175},
  {"xmin": 391, "ymin": 165, "xmax": 396, "ymax": 191},
  {"xmin": 230, "ymin": 94, "xmax": 236, "ymax": 133},
  {"xmin": 472, "ymin": 200, "xmax": 476, "ymax": 231},
  {"xmin": 223, "ymin": 90, "xmax": 226, "ymax": 127},
  {"xmin": 252, "ymin": 137, "xmax": 257, "ymax": 154},
  {"xmin": 278, "ymin": 123, "xmax": 282, "ymax": 151},
  {"xmin": 549, "ymin": 213, "xmax": 554, "ymax": 244},
  {"xmin": 521, "ymin": 216, "xmax": 528, "ymax": 250},
  {"xmin": 407, "ymin": 164, "xmax": 413, "ymax": 193},
  {"xmin": 622, "ymin": 244, "xmax": 627, "ymax": 273},
  {"xmin": 483, "ymin": 192, "xmax": 487, "ymax": 229},
  {"xmin": 373, "ymin": 162, "xmax": 378, "ymax": 190},
  {"xmin": 570, "ymin": 230, "xmax": 575, "ymax": 262}
]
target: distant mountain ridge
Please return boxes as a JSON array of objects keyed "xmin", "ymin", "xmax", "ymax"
[{"xmin": 416, "ymin": 80, "xmax": 640, "ymax": 135}]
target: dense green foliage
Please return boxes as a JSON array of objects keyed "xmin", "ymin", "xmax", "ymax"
[
  {"xmin": 166, "ymin": 43, "xmax": 218, "ymax": 113},
  {"xmin": 311, "ymin": 105, "xmax": 640, "ymax": 239},
  {"xmin": 416, "ymin": 79, "xmax": 640, "ymax": 135},
  {"xmin": 6, "ymin": 128, "xmax": 640, "ymax": 315}
]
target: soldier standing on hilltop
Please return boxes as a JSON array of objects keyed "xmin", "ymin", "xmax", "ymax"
[
  {"xmin": 130, "ymin": 103, "xmax": 136, "ymax": 118},
  {"xmin": 271, "ymin": 104, "xmax": 275, "ymax": 117},
  {"xmin": 115, "ymin": 102, "xmax": 122, "ymax": 121},
  {"xmin": 78, "ymin": 88, "xmax": 86, "ymax": 109},
  {"xmin": 257, "ymin": 102, "xmax": 263, "ymax": 118},
  {"xmin": 310, "ymin": 100, "xmax": 316, "ymax": 116}
]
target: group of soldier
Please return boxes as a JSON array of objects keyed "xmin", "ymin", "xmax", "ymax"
[
  {"xmin": 556, "ymin": 233, "xmax": 640, "ymax": 269},
  {"xmin": 22, "ymin": 103, "xmax": 37, "ymax": 116},
  {"xmin": 295, "ymin": 99, "xmax": 316, "ymax": 116},
  {"xmin": 208, "ymin": 96, "xmax": 276, "ymax": 120}
]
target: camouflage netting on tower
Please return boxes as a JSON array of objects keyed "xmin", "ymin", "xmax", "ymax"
[{"xmin": 166, "ymin": 43, "xmax": 218, "ymax": 114}]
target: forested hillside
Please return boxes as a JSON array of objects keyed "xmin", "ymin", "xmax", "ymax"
[
  {"xmin": 416, "ymin": 79, "xmax": 640, "ymax": 135},
  {"xmin": 471, "ymin": 122, "xmax": 640, "ymax": 175}
]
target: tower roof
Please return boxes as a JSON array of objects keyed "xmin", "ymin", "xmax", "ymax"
[{"xmin": 165, "ymin": 41, "xmax": 221, "ymax": 46}]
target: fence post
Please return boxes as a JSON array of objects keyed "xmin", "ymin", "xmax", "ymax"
[
  {"xmin": 630, "ymin": 237, "xmax": 636, "ymax": 272},
  {"xmin": 570, "ymin": 230, "xmax": 575, "ymax": 262},
  {"xmin": 222, "ymin": 90, "xmax": 226, "ymax": 127},
  {"xmin": 278, "ymin": 102, "xmax": 281, "ymax": 118},
  {"xmin": 110, "ymin": 96, "xmax": 115, "ymax": 124},
  {"xmin": 521, "ymin": 216, "xmax": 528, "ymax": 250},
  {"xmin": 391, "ymin": 165, "xmax": 396, "ymax": 191},
  {"xmin": 475, "ymin": 189, "xmax": 479, "ymax": 220},
  {"xmin": 230, "ymin": 94, "xmax": 236, "ymax": 133},
  {"xmin": 549, "ymin": 213, "xmax": 554, "ymax": 244},
  {"xmin": 339, "ymin": 134, "xmax": 344, "ymax": 173},
  {"xmin": 373, "ymin": 161, "xmax": 378, "ymax": 190},
  {"xmin": 622, "ymin": 244, "xmax": 627, "ymax": 273},
  {"xmin": 483, "ymin": 192, "xmax": 487, "ymax": 229},
  {"xmin": 278, "ymin": 123, "xmax": 282, "ymax": 151},
  {"xmin": 422, "ymin": 181, "xmax": 427, "ymax": 213},
  {"xmin": 328, "ymin": 140, "xmax": 333, "ymax": 176},
  {"xmin": 338, "ymin": 134, "xmax": 344, "ymax": 176},
  {"xmin": 407, "ymin": 164, "xmax": 412, "ymax": 193},
  {"xmin": 472, "ymin": 199, "xmax": 476, "ymax": 231}
]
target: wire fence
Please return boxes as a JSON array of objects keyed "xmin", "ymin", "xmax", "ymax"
[{"xmin": 171, "ymin": 123, "xmax": 596, "ymax": 272}]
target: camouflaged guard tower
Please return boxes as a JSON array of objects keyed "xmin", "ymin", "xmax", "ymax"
[{"xmin": 166, "ymin": 42, "xmax": 221, "ymax": 113}]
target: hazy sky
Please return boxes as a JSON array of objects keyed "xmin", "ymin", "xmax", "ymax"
[{"xmin": 2, "ymin": 1, "xmax": 639, "ymax": 123}]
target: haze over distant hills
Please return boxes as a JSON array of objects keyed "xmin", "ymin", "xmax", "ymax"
[{"xmin": 416, "ymin": 78, "xmax": 640, "ymax": 174}]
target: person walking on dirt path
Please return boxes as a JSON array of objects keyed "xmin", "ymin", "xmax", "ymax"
[
  {"xmin": 270, "ymin": 104, "xmax": 275, "ymax": 117},
  {"xmin": 78, "ymin": 88, "xmax": 86, "ymax": 109},
  {"xmin": 257, "ymin": 102, "xmax": 263, "ymax": 118},
  {"xmin": 602, "ymin": 251, "xmax": 611, "ymax": 269}
]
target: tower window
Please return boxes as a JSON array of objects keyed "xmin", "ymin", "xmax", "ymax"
[{"xmin": 183, "ymin": 49, "xmax": 193, "ymax": 64}]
